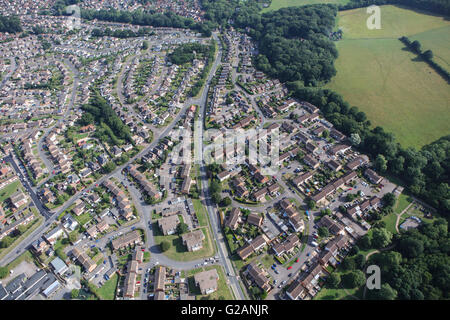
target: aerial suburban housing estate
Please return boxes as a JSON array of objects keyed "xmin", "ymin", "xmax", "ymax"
[{"xmin": 0, "ymin": 0, "xmax": 447, "ymax": 308}]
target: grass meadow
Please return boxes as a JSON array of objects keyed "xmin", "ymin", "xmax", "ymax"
[
  {"xmin": 261, "ymin": 0, "xmax": 349, "ymax": 13},
  {"xmin": 326, "ymin": 5, "xmax": 450, "ymax": 148}
]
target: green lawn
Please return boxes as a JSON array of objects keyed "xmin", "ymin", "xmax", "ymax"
[
  {"xmin": 153, "ymin": 225, "xmax": 215, "ymax": 261},
  {"xmin": 381, "ymin": 212, "xmax": 398, "ymax": 234},
  {"xmin": 260, "ymin": 254, "xmax": 275, "ymax": 269},
  {"xmin": 193, "ymin": 199, "xmax": 208, "ymax": 227},
  {"xmin": 327, "ymin": 5, "xmax": 450, "ymax": 149},
  {"xmin": 262, "ymin": 0, "xmax": 349, "ymax": 12},
  {"xmin": 96, "ymin": 273, "xmax": 119, "ymax": 300},
  {"xmin": 327, "ymin": 37, "xmax": 450, "ymax": 148},
  {"xmin": 0, "ymin": 180, "xmax": 21, "ymax": 202},
  {"xmin": 187, "ymin": 265, "xmax": 234, "ymax": 300},
  {"xmin": 394, "ymin": 193, "xmax": 413, "ymax": 214},
  {"xmin": 74, "ymin": 211, "xmax": 93, "ymax": 226},
  {"xmin": 314, "ymin": 265, "xmax": 364, "ymax": 300},
  {"xmin": 380, "ymin": 193, "xmax": 413, "ymax": 234}
]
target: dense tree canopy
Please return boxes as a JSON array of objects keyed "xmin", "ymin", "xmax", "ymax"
[
  {"xmin": 168, "ymin": 42, "xmax": 211, "ymax": 65},
  {"xmin": 241, "ymin": 5, "xmax": 338, "ymax": 85},
  {"xmin": 0, "ymin": 15, "xmax": 22, "ymax": 33},
  {"xmin": 82, "ymin": 90, "xmax": 132, "ymax": 145},
  {"xmin": 366, "ymin": 219, "xmax": 450, "ymax": 299}
]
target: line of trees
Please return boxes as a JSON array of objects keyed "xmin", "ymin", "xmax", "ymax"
[
  {"xmin": 0, "ymin": 15, "xmax": 22, "ymax": 33},
  {"xmin": 52, "ymin": 5, "xmax": 212, "ymax": 37},
  {"xmin": 399, "ymin": 36, "xmax": 450, "ymax": 83},
  {"xmin": 339, "ymin": 0, "xmax": 450, "ymax": 16},
  {"xmin": 91, "ymin": 27, "xmax": 155, "ymax": 39},
  {"xmin": 287, "ymin": 82, "xmax": 450, "ymax": 217}
]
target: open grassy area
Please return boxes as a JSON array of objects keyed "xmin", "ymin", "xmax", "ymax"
[
  {"xmin": 327, "ymin": 6, "xmax": 450, "ymax": 148},
  {"xmin": 192, "ymin": 199, "xmax": 208, "ymax": 227},
  {"xmin": 74, "ymin": 211, "xmax": 93, "ymax": 226},
  {"xmin": 315, "ymin": 284, "xmax": 363, "ymax": 300},
  {"xmin": 96, "ymin": 273, "xmax": 119, "ymax": 300},
  {"xmin": 262, "ymin": 0, "xmax": 349, "ymax": 13},
  {"xmin": 409, "ymin": 25, "xmax": 450, "ymax": 72},
  {"xmin": 259, "ymin": 253, "xmax": 275, "ymax": 269},
  {"xmin": 338, "ymin": 5, "xmax": 450, "ymax": 39},
  {"xmin": 187, "ymin": 265, "xmax": 234, "ymax": 300},
  {"xmin": 0, "ymin": 180, "xmax": 20, "ymax": 203},
  {"xmin": 153, "ymin": 224, "xmax": 215, "ymax": 261},
  {"xmin": 380, "ymin": 193, "xmax": 413, "ymax": 234},
  {"xmin": 314, "ymin": 263, "xmax": 364, "ymax": 300}
]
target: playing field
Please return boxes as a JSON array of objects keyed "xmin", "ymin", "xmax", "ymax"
[
  {"xmin": 327, "ymin": 5, "xmax": 450, "ymax": 148},
  {"xmin": 261, "ymin": 0, "xmax": 349, "ymax": 12}
]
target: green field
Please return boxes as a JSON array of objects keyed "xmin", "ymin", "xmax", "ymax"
[
  {"xmin": 153, "ymin": 224, "xmax": 215, "ymax": 261},
  {"xmin": 96, "ymin": 273, "xmax": 119, "ymax": 300},
  {"xmin": 409, "ymin": 26, "xmax": 450, "ymax": 72},
  {"xmin": 337, "ymin": 5, "xmax": 450, "ymax": 39},
  {"xmin": 0, "ymin": 180, "xmax": 21, "ymax": 203},
  {"xmin": 262, "ymin": 0, "xmax": 349, "ymax": 12},
  {"xmin": 327, "ymin": 5, "xmax": 450, "ymax": 148}
]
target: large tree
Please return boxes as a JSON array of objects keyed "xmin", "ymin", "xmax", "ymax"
[{"xmin": 371, "ymin": 228, "xmax": 393, "ymax": 249}]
